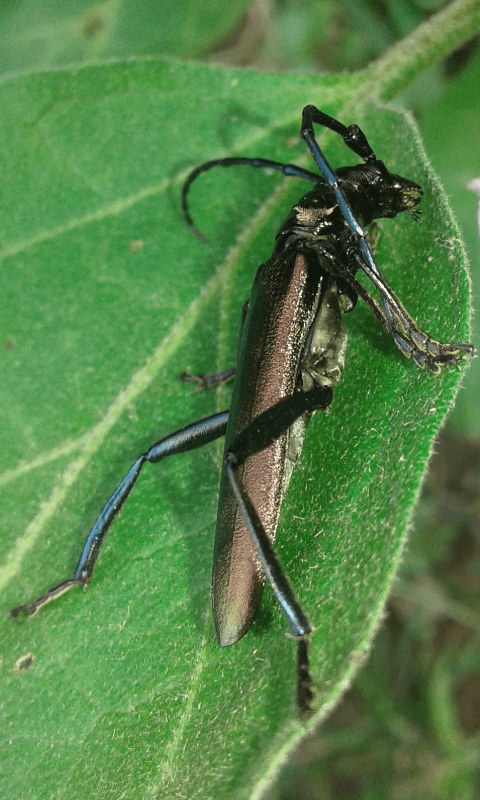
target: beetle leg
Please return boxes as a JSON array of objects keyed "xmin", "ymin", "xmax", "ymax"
[
  {"xmin": 297, "ymin": 638, "xmax": 314, "ymax": 720},
  {"xmin": 179, "ymin": 299, "xmax": 249, "ymax": 390},
  {"xmin": 224, "ymin": 386, "xmax": 333, "ymax": 716},
  {"xmin": 340, "ymin": 252, "xmax": 474, "ymax": 371},
  {"xmin": 301, "ymin": 104, "xmax": 378, "ymax": 163},
  {"xmin": 11, "ymin": 410, "xmax": 229, "ymax": 618},
  {"xmin": 309, "ymin": 239, "xmax": 472, "ymax": 372},
  {"xmin": 180, "ymin": 367, "xmax": 236, "ymax": 390}
]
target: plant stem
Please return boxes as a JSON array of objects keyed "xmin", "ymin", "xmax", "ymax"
[{"xmin": 357, "ymin": 0, "xmax": 480, "ymax": 103}]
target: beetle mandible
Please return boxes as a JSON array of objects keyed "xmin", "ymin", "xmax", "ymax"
[{"xmin": 12, "ymin": 106, "xmax": 474, "ymax": 717}]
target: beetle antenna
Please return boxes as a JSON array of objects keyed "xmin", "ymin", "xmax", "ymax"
[{"xmin": 181, "ymin": 157, "xmax": 319, "ymax": 242}]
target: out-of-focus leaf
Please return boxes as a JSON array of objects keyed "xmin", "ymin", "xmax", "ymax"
[
  {"xmin": 0, "ymin": 0, "xmax": 250, "ymax": 74},
  {"xmin": 420, "ymin": 49, "xmax": 480, "ymax": 434}
]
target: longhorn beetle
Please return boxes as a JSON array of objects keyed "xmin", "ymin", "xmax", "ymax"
[{"xmin": 11, "ymin": 106, "xmax": 474, "ymax": 717}]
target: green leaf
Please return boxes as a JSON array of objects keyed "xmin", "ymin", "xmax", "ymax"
[
  {"xmin": 0, "ymin": 60, "xmax": 471, "ymax": 800},
  {"xmin": 0, "ymin": 0, "xmax": 250, "ymax": 73}
]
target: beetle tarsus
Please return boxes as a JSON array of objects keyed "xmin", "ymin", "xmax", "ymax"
[
  {"xmin": 180, "ymin": 368, "xmax": 235, "ymax": 390},
  {"xmin": 297, "ymin": 638, "xmax": 315, "ymax": 720},
  {"xmin": 11, "ymin": 577, "xmax": 83, "ymax": 618}
]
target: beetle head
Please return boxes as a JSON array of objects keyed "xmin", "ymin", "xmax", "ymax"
[
  {"xmin": 370, "ymin": 161, "xmax": 423, "ymax": 221},
  {"xmin": 382, "ymin": 172, "xmax": 423, "ymax": 220}
]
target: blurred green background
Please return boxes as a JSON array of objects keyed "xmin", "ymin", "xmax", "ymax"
[{"xmin": 0, "ymin": 1, "xmax": 478, "ymax": 798}]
